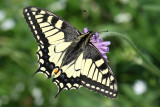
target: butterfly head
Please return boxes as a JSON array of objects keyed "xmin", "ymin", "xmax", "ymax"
[{"xmin": 83, "ymin": 28, "xmax": 111, "ymax": 62}]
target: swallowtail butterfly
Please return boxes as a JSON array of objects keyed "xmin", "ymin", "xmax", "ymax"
[{"xmin": 23, "ymin": 6, "xmax": 118, "ymax": 98}]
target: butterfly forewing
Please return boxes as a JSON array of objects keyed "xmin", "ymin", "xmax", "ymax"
[{"xmin": 23, "ymin": 6, "xmax": 81, "ymax": 45}]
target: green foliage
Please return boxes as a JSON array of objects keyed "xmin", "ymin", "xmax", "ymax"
[{"xmin": 0, "ymin": 0, "xmax": 160, "ymax": 107}]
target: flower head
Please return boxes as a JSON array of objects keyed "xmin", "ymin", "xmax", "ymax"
[{"xmin": 83, "ymin": 28, "xmax": 111, "ymax": 62}]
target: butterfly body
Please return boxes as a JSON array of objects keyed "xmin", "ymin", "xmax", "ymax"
[
  {"xmin": 62, "ymin": 31, "xmax": 92, "ymax": 66},
  {"xmin": 23, "ymin": 6, "xmax": 118, "ymax": 98}
]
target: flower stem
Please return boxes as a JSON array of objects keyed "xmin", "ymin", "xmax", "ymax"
[{"xmin": 105, "ymin": 32, "xmax": 160, "ymax": 77}]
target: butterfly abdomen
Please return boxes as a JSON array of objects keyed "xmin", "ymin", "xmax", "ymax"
[
  {"xmin": 61, "ymin": 42, "xmax": 83, "ymax": 66},
  {"xmin": 61, "ymin": 32, "xmax": 92, "ymax": 66}
]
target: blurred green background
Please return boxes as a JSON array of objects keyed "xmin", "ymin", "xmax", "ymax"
[{"xmin": 0, "ymin": 0, "xmax": 160, "ymax": 107}]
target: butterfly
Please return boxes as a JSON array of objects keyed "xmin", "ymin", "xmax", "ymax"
[{"xmin": 23, "ymin": 6, "xmax": 118, "ymax": 98}]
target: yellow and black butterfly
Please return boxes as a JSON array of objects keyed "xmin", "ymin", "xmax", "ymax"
[{"xmin": 23, "ymin": 6, "xmax": 118, "ymax": 98}]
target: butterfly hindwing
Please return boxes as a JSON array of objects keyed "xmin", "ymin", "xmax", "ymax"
[
  {"xmin": 52, "ymin": 52, "xmax": 84, "ymax": 97},
  {"xmin": 36, "ymin": 41, "xmax": 82, "ymax": 98},
  {"xmin": 81, "ymin": 44, "xmax": 118, "ymax": 98},
  {"xmin": 36, "ymin": 42, "xmax": 71, "ymax": 78}
]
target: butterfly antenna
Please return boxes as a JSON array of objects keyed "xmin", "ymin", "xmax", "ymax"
[
  {"xmin": 97, "ymin": 30, "xmax": 108, "ymax": 34},
  {"xmin": 83, "ymin": 10, "xmax": 90, "ymax": 30}
]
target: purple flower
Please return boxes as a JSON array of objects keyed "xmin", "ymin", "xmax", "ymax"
[{"xmin": 83, "ymin": 28, "xmax": 111, "ymax": 62}]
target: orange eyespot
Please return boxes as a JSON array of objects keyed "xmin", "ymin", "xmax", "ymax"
[
  {"xmin": 53, "ymin": 68, "xmax": 59, "ymax": 74},
  {"xmin": 52, "ymin": 68, "xmax": 62, "ymax": 78},
  {"xmin": 52, "ymin": 68, "xmax": 59, "ymax": 76}
]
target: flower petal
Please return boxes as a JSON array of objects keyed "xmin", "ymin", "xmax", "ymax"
[
  {"xmin": 98, "ymin": 38, "xmax": 103, "ymax": 42},
  {"xmin": 83, "ymin": 28, "xmax": 88, "ymax": 34},
  {"xmin": 95, "ymin": 32, "xmax": 99, "ymax": 37},
  {"xmin": 100, "ymin": 47, "xmax": 109, "ymax": 52},
  {"xmin": 102, "ymin": 41, "xmax": 111, "ymax": 46},
  {"xmin": 87, "ymin": 29, "xmax": 111, "ymax": 62}
]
